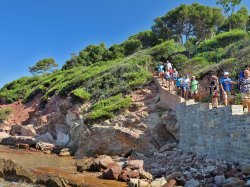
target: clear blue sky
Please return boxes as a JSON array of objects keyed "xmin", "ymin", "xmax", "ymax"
[{"xmin": 0, "ymin": 0, "xmax": 249, "ymax": 87}]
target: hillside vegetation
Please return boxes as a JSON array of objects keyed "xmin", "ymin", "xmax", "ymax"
[{"xmin": 0, "ymin": 2, "xmax": 249, "ymax": 122}]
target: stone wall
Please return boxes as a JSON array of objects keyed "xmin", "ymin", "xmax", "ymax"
[
  {"xmin": 176, "ymin": 101, "xmax": 250, "ymax": 165},
  {"xmin": 153, "ymin": 77, "xmax": 185, "ymax": 111}
]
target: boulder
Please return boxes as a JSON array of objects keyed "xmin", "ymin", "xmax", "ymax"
[
  {"xmin": 76, "ymin": 158, "xmax": 95, "ymax": 172},
  {"xmin": 126, "ymin": 160, "xmax": 144, "ymax": 170},
  {"xmin": 20, "ymin": 125, "xmax": 37, "ymax": 136},
  {"xmin": 2, "ymin": 136, "xmax": 36, "ymax": 146},
  {"xmin": 184, "ymin": 179, "xmax": 200, "ymax": 187},
  {"xmin": 102, "ymin": 162, "xmax": 122, "ymax": 180},
  {"xmin": 0, "ymin": 132, "xmax": 10, "ymax": 142},
  {"xmin": 128, "ymin": 178, "xmax": 150, "ymax": 187},
  {"xmin": 139, "ymin": 169, "xmax": 153, "ymax": 181},
  {"xmin": 94, "ymin": 155, "xmax": 113, "ymax": 171},
  {"xmin": 118, "ymin": 168, "xmax": 139, "ymax": 182},
  {"xmin": 15, "ymin": 143, "xmax": 29, "ymax": 150},
  {"xmin": 10, "ymin": 124, "xmax": 36, "ymax": 136},
  {"xmin": 35, "ymin": 132, "xmax": 55, "ymax": 144},
  {"xmin": 35, "ymin": 175, "xmax": 68, "ymax": 187},
  {"xmin": 55, "ymin": 132, "xmax": 69, "ymax": 147},
  {"xmin": 36, "ymin": 142, "xmax": 55, "ymax": 152},
  {"xmin": 214, "ymin": 175, "xmax": 225, "ymax": 186},
  {"xmin": 0, "ymin": 125, "xmax": 11, "ymax": 133},
  {"xmin": 0, "ymin": 158, "xmax": 36, "ymax": 183},
  {"xmin": 222, "ymin": 177, "xmax": 245, "ymax": 187},
  {"xmin": 151, "ymin": 177, "xmax": 167, "ymax": 187},
  {"xmin": 59, "ymin": 148, "xmax": 71, "ymax": 157},
  {"xmin": 66, "ymin": 110, "xmax": 81, "ymax": 128},
  {"xmin": 162, "ymin": 179, "xmax": 176, "ymax": 187},
  {"xmin": 54, "ymin": 124, "xmax": 69, "ymax": 134}
]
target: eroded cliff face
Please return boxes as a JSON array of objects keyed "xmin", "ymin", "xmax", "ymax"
[{"xmin": 0, "ymin": 82, "xmax": 179, "ymax": 157}]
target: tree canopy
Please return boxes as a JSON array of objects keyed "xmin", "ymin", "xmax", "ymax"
[
  {"xmin": 217, "ymin": 0, "xmax": 242, "ymax": 30},
  {"xmin": 152, "ymin": 3, "xmax": 224, "ymax": 44},
  {"xmin": 29, "ymin": 58, "xmax": 58, "ymax": 75}
]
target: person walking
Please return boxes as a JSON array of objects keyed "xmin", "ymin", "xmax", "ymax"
[
  {"xmin": 190, "ymin": 76, "xmax": 199, "ymax": 101},
  {"xmin": 157, "ymin": 62, "xmax": 164, "ymax": 84},
  {"xmin": 210, "ymin": 75, "xmax": 220, "ymax": 108},
  {"xmin": 219, "ymin": 72, "xmax": 233, "ymax": 106},
  {"xmin": 180, "ymin": 74, "xmax": 190, "ymax": 99},
  {"xmin": 239, "ymin": 70, "xmax": 250, "ymax": 112}
]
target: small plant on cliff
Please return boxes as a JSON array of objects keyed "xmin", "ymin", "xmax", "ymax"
[
  {"xmin": 85, "ymin": 94, "xmax": 131, "ymax": 121},
  {"xmin": 0, "ymin": 108, "xmax": 11, "ymax": 121},
  {"xmin": 71, "ymin": 88, "xmax": 91, "ymax": 102}
]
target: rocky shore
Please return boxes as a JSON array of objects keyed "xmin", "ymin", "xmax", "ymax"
[{"xmin": 0, "ymin": 83, "xmax": 250, "ymax": 187}]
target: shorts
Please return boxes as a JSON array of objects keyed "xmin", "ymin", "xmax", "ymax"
[
  {"xmin": 164, "ymin": 77, "xmax": 170, "ymax": 80},
  {"xmin": 222, "ymin": 91, "xmax": 231, "ymax": 100},
  {"xmin": 181, "ymin": 86, "xmax": 189, "ymax": 91},
  {"xmin": 191, "ymin": 90, "xmax": 198, "ymax": 95}
]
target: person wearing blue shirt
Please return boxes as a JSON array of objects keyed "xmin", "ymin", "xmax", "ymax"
[{"xmin": 219, "ymin": 72, "xmax": 233, "ymax": 106}]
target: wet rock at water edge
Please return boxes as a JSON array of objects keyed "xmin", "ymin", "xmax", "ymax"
[
  {"xmin": 118, "ymin": 168, "xmax": 140, "ymax": 182},
  {"xmin": 15, "ymin": 143, "xmax": 29, "ymax": 150},
  {"xmin": 1, "ymin": 136, "xmax": 36, "ymax": 146},
  {"xmin": 93, "ymin": 155, "xmax": 113, "ymax": 171},
  {"xmin": 76, "ymin": 157, "xmax": 95, "ymax": 172},
  {"xmin": 58, "ymin": 148, "xmax": 71, "ymax": 157},
  {"xmin": 102, "ymin": 162, "xmax": 122, "ymax": 180},
  {"xmin": 36, "ymin": 141, "xmax": 55, "ymax": 152}
]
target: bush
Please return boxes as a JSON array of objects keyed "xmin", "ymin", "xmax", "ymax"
[
  {"xmin": 198, "ymin": 30, "xmax": 247, "ymax": 52},
  {"xmin": 71, "ymin": 88, "xmax": 91, "ymax": 101},
  {"xmin": 149, "ymin": 40, "xmax": 185, "ymax": 61},
  {"xmin": 123, "ymin": 39, "xmax": 142, "ymax": 56},
  {"xmin": 85, "ymin": 94, "xmax": 131, "ymax": 121},
  {"xmin": 196, "ymin": 48, "xmax": 226, "ymax": 63},
  {"xmin": 0, "ymin": 108, "xmax": 11, "ymax": 121},
  {"xmin": 171, "ymin": 54, "xmax": 189, "ymax": 71}
]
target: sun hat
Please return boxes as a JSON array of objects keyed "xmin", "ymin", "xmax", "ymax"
[{"xmin": 224, "ymin": 72, "xmax": 229, "ymax": 76}]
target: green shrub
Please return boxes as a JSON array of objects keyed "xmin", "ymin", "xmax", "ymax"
[
  {"xmin": 149, "ymin": 40, "xmax": 185, "ymax": 61},
  {"xmin": 0, "ymin": 108, "xmax": 11, "ymax": 121},
  {"xmin": 196, "ymin": 48, "xmax": 226, "ymax": 63},
  {"xmin": 85, "ymin": 94, "xmax": 131, "ymax": 121},
  {"xmin": 198, "ymin": 30, "xmax": 247, "ymax": 52},
  {"xmin": 123, "ymin": 39, "xmax": 142, "ymax": 56},
  {"xmin": 171, "ymin": 54, "xmax": 189, "ymax": 71},
  {"xmin": 71, "ymin": 88, "xmax": 91, "ymax": 101}
]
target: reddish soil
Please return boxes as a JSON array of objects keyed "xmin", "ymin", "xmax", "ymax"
[{"xmin": 0, "ymin": 96, "xmax": 41, "ymax": 126}]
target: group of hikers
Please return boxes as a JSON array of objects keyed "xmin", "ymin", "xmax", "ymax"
[{"xmin": 157, "ymin": 61, "xmax": 250, "ymax": 112}]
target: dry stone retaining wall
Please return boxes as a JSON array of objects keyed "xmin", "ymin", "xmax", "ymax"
[{"xmin": 176, "ymin": 102, "xmax": 250, "ymax": 165}]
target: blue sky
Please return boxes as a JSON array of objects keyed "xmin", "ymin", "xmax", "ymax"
[{"xmin": 0, "ymin": 0, "xmax": 249, "ymax": 87}]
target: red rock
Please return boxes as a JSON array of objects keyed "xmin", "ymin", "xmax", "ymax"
[
  {"xmin": 162, "ymin": 179, "xmax": 176, "ymax": 187},
  {"xmin": 118, "ymin": 169, "xmax": 139, "ymax": 182},
  {"xmin": 102, "ymin": 162, "xmax": 122, "ymax": 180},
  {"xmin": 126, "ymin": 160, "xmax": 144, "ymax": 170}
]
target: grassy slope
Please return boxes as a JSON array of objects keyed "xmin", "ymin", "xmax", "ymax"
[
  {"xmin": 0, "ymin": 31, "xmax": 249, "ymax": 121},
  {"xmin": 0, "ymin": 40, "xmax": 184, "ymax": 121}
]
